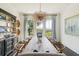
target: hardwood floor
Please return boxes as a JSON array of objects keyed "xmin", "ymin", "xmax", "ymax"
[{"xmin": 63, "ymin": 47, "xmax": 79, "ymax": 56}]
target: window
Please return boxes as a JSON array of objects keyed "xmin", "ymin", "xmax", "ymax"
[
  {"xmin": 46, "ymin": 19, "xmax": 52, "ymax": 30},
  {"xmin": 45, "ymin": 16, "xmax": 53, "ymax": 38}
]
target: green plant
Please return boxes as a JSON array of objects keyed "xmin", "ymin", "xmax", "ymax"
[
  {"xmin": 28, "ymin": 20, "xmax": 33, "ymax": 35},
  {"xmin": 45, "ymin": 31, "xmax": 52, "ymax": 38}
]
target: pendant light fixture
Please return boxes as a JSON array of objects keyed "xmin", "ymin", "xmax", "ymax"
[{"xmin": 33, "ymin": 3, "xmax": 46, "ymax": 21}]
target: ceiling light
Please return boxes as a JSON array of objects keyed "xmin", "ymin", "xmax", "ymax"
[{"xmin": 33, "ymin": 3, "xmax": 47, "ymax": 21}]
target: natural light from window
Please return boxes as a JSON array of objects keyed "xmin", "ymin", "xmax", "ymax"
[
  {"xmin": 46, "ymin": 19, "xmax": 52, "ymax": 30},
  {"xmin": 36, "ymin": 19, "xmax": 52, "ymax": 30}
]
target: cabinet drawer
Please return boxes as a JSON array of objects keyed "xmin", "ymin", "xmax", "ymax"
[
  {"xmin": 6, "ymin": 41, "xmax": 12, "ymax": 46},
  {"xmin": 0, "ymin": 48, "xmax": 4, "ymax": 56},
  {"xmin": 0, "ymin": 43, "xmax": 1, "ymax": 49},
  {"xmin": 0, "ymin": 49, "xmax": 1, "ymax": 55},
  {"xmin": 6, "ymin": 46, "xmax": 11, "ymax": 52},
  {"xmin": 5, "ymin": 39, "xmax": 11, "ymax": 43}
]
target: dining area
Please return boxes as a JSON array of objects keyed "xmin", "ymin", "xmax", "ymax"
[
  {"xmin": 16, "ymin": 12, "xmax": 65, "ymax": 56},
  {"xmin": 18, "ymin": 32, "xmax": 65, "ymax": 56}
]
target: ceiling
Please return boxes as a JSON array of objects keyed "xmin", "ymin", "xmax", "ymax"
[{"xmin": 1, "ymin": 3, "xmax": 71, "ymax": 14}]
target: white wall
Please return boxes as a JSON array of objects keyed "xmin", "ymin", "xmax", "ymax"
[
  {"xmin": 61, "ymin": 4, "xmax": 79, "ymax": 54},
  {"xmin": 56, "ymin": 13, "xmax": 61, "ymax": 41}
]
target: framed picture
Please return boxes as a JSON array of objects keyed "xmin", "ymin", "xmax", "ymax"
[{"xmin": 65, "ymin": 14, "xmax": 79, "ymax": 36}]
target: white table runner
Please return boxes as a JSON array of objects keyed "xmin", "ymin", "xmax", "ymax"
[{"xmin": 20, "ymin": 36, "xmax": 59, "ymax": 54}]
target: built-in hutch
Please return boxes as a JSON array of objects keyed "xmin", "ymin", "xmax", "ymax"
[{"xmin": 0, "ymin": 8, "xmax": 17, "ymax": 56}]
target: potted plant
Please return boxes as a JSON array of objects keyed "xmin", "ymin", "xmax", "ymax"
[{"xmin": 28, "ymin": 20, "xmax": 33, "ymax": 35}]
